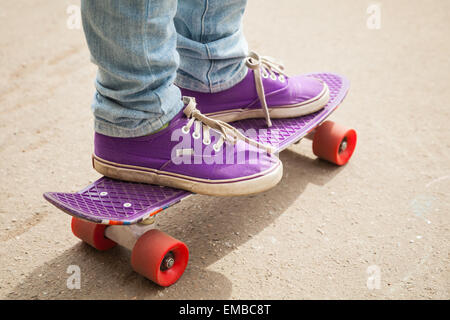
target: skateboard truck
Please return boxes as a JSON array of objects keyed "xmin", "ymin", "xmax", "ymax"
[{"xmin": 139, "ymin": 216, "xmax": 156, "ymax": 225}]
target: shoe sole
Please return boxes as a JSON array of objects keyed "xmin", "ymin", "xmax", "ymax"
[
  {"xmin": 92, "ymin": 155, "xmax": 283, "ymax": 197},
  {"xmin": 204, "ymin": 82, "xmax": 330, "ymax": 123}
]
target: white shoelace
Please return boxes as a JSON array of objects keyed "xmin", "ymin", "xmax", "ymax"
[
  {"xmin": 246, "ymin": 51, "xmax": 288, "ymax": 127},
  {"xmin": 182, "ymin": 96, "xmax": 274, "ymax": 154}
]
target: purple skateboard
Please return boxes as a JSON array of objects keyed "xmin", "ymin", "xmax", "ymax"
[{"xmin": 44, "ymin": 73, "xmax": 351, "ymax": 226}]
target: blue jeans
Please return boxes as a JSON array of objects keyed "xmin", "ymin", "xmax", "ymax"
[{"xmin": 81, "ymin": 0, "xmax": 248, "ymax": 138}]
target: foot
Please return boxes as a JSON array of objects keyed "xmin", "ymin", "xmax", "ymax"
[
  {"xmin": 93, "ymin": 97, "xmax": 283, "ymax": 196},
  {"xmin": 180, "ymin": 51, "xmax": 330, "ymax": 127}
]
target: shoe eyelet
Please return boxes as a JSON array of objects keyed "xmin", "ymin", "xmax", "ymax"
[
  {"xmin": 270, "ymin": 74, "xmax": 277, "ymax": 81},
  {"xmin": 192, "ymin": 132, "xmax": 201, "ymax": 140},
  {"xmin": 261, "ymin": 72, "xmax": 269, "ymax": 79},
  {"xmin": 182, "ymin": 126, "xmax": 190, "ymax": 134},
  {"xmin": 203, "ymin": 138, "xmax": 211, "ymax": 145},
  {"xmin": 213, "ymin": 144, "xmax": 221, "ymax": 152},
  {"xmin": 278, "ymin": 75, "xmax": 286, "ymax": 83}
]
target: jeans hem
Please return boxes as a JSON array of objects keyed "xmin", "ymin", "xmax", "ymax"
[
  {"xmin": 94, "ymin": 101, "xmax": 183, "ymax": 138},
  {"xmin": 175, "ymin": 61, "xmax": 248, "ymax": 93}
]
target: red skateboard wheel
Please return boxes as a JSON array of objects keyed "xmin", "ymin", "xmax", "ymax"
[
  {"xmin": 312, "ymin": 120, "xmax": 357, "ymax": 165},
  {"xmin": 131, "ymin": 229, "xmax": 189, "ymax": 287},
  {"xmin": 71, "ymin": 217, "xmax": 117, "ymax": 251}
]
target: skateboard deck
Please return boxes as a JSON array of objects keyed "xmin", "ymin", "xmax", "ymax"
[{"xmin": 44, "ymin": 73, "xmax": 350, "ymax": 225}]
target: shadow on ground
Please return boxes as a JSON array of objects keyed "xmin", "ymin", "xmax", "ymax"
[{"xmin": 8, "ymin": 148, "xmax": 343, "ymax": 299}]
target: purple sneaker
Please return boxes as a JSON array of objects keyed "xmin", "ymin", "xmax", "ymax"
[
  {"xmin": 180, "ymin": 51, "xmax": 330, "ymax": 127},
  {"xmin": 93, "ymin": 97, "xmax": 282, "ymax": 196}
]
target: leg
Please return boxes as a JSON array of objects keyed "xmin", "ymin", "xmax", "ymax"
[
  {"xmin": 81, "ymin": 0, "xmax": 283, "ymax": 196},
  {"xmin": 174, "ymin": 0, "xmax": 249, "ymax": 93},
  {"xmin": 175, "ymin": 0, "xmax": 329, "ymax": 128},
  {"xmin": 81, "ymin": 0, "xmax": 183, "ymax": 138}
]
